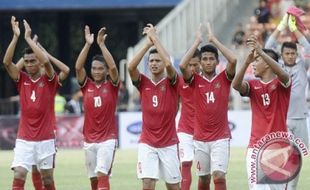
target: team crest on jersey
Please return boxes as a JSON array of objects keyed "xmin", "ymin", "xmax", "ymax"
[
  {"xmin": 38, "ymin": 81, "xmax": 45, "ymax": 88},
  {"xmin": 102, "ymin": 88, "xmax": 108, "ymax": 94},
  {"xmin": 270, "ymin": 84, "xmax": 276, "ymax": 91},
  {"xmin": 214, "ymin": 82, "xmax": 221, "ymax": 89},
  {"xmin": 159, "ymin": 84, "xmax": 166, "ymax": 91}
]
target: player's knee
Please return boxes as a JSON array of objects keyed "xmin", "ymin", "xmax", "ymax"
[
  {"xmin": 199, "ymin": 174, "xmax": 211, "ymax": 184},
  {"xmin": 40, "ymin": 169, "xmax": 54, "ymax": 185},
  {"xmin": 142, "ymin": 178, "xmax": 156, "ymax": 189},
  {"xmin": 13, "ymin": 167, "xmax": 28, "ymax": 180},
  {"xmin": 42, "ymin": 175, "xmax": 54, "ymax": 185},
  {"xmin": 166, "ymin": 182, "xmax": 180, "ymax": 190},
  {"xmin": 212, "ymin": 171, "xmax": 226, "ymax": 180}
]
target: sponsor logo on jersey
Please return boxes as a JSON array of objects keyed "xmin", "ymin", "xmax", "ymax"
[{"xmin": 182, "ymin": 85, "xmax": 189, "ymax": 89}]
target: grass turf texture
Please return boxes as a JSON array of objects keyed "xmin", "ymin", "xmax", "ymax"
[{"xmin": 0, "ymin": 148, "xmax": 309, "ymax": 189}]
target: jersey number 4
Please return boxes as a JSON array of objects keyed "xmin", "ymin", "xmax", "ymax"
[
  {"xmin": 205, "ymin": 92, "xmax": 215, "ymax": 103},
  {"xmin": 30, "ymin": 90, "xmax": 36, "ymax": 102}
]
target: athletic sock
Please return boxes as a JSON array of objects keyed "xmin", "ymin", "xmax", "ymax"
[
  {"xmin": 97, "ymin": 175, "xmax": 109, "ymax": 190},
  {"xmin": 143, "ymin": 189, "xmax": 154, "ymax": 190},
  {"xmin": 12, "ymin": 178, "xmax": 25, "ymax": 190},
  {"xmin": 90, "ymin": 178, "xmax": 98, "ymax": 190},
  {"xmin": 44, "ymin": 182, "xmax": 56, "ymax": 190},
  {"xmin": 32, "ymin": 170, "xmax": 44, "ymax": 190},
  {"xmin": 214, "ymin": 178, "xmax": 226, "ymax": 190},
  {"xmin": 181, "ymin": 161, "xmax": 192, "ymax": 190},
  {"xmin": 198, "ymin": 177, "xmax": 210, "ymax": 190}
]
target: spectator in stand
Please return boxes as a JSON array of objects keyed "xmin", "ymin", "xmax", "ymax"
[
  {"xmin": 65, "ymin": 89, "xmax": 83, "ymax": 114},
  {"xmin": 117, "ymin": 81, "xmax": 129, "ymax": 112},
  {"xmin": 232, "ymin": 23, "xmax": 246, "ymax": 49},
  {"xmin": 254, "ymin": 0, "xmax": 271, "ymax": 24}
]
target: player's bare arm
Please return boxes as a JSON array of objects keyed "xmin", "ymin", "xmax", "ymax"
[
  {"xmin": 3, "ymin": 16, "xmax": 21, "ymax": 81},
  {"xmin": 207, "ymin": 22, "xmax": 237, "ymax": 79},
  {"xmin": 23, "ymin": 20, "xmax": 54, "ymax": 79},
  {"xmin": 127, "ymin": 29, "xmax": 153, "ymax": 82},
  {"xmin": 232, "ymin": 50, "xmax": 253, "ymax": 96},
  {"xmin": 249, "ymin": 36, "xmax": 290, "ymax": 86},
  {"xmin": 75, "ymin": 25, "xmax": 93, "ymax": 84},
  {"xmin": 97, "ymin": 27, "xmax": 119, "ymax": 84},
  {"xmin": 179, "ymin": 25, "xmax": 202, "ymax": 82},
  {"xmin": 265, "ymin": 14, "xmax": 288, "ymax": 52},
  {"xmin": 37, "ymin": 42, "xmax": 70, "ymax": 82},
  {"xmin": 145, "ymin": 24, "xmax": 176, "ymax": 81}
]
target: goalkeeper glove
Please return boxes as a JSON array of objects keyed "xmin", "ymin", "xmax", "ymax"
[{"xmin": 288, "ymin": 14, "xmax": 297, "ymax": 32}]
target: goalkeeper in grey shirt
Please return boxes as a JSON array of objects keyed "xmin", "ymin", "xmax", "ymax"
[{"xmin": 265, "ymin": 13, "xmax": 310, "ymax": 190}]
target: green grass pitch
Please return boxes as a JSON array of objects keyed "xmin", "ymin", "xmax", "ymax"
[{"xmin": 0, "ymin": 148, "xmax": 309, "ymax": 189}]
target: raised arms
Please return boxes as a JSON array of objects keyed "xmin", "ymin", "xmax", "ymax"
[
  {"xmin": 97, "ymin": 27, "xmax": 119, "ymax": 84},
  {"xmin": 75, "ymin": 25, "xmax": 93, "ymax": 84}
]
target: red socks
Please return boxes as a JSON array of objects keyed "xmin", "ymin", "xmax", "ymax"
[
  {"xmin": 214, "ymin": 178, "xmax": 226, "ymax": 190},
  {"xmin": 181, "ymin": 161, "xmax": 192, "ymax": 190},
  {"xmin": 143, "ymin": 189, "xmax": 154, "ymax": 190},
  {"xmin": 12, "ymin": 178, "xmax": 25, "ymax": 190},
  {"xmin": 32, "ymin": 171, "xmax": 44, "ymax": 190},
  {"xmin": 98, "ymin": 175, "xmax": 109, "ymax": 190},
  {"xmin": 90, "ymin": 178, "xmax": 98, "ymax": 190},
  {"xmin": 198, "ymin": 177, "xmax": 210, "ymax": 190}
]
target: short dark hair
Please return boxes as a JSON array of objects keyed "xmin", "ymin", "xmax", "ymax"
[
  {"xmin": 281, "ymin": 42, "xmax": 297, "ymax": 53},
  {"xmin": 92, "ymin": 55, "xmax": 108, "ymax": 68},
  {"xmin": 149, "ymin": 48, "xmax": 158, "ymax": 56},
  {"xmin": 200, "ymin": 44, "xmax": 219, "ymax": 61},
  {"xmin": 262, "ymin": 48, "xmax": 279, "ymax": 62},
  {"xmin": 192, "ymin": 49, "xmax": 201, "ymax": 59},
  {"xmin": 23, "ymin": 47, "xmax": 34, "ymax": 55}
]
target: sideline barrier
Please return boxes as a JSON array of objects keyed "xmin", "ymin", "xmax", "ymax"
[{"xmin": 1, "ymin": 111, "xmax": 309, "ymax": 150}]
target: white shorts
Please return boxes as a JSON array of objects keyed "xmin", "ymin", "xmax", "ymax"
[
  {"xmin": 137, "ymin": 143, "xmax": 181, "ymax": 184},
  {"xmin": 287, "ymin": 119, "xmax": 309, "ymax": 149},
  {"xmin": 11, "ymin": 139, "xmax": 56, "ymax": 171},
  {"xmin": 177, "ymin": 132, "xmax": 194, "ymax": 162},
  {"xmin": 246, "ymin": 148, "xmax": 288, "ymax": 190},
  {"xmin": 84, "ymin": 139, "xmax": 117, "ymax": 178},
  {"xmin": 194, "ymin": 138, "xmax": 230, "ymax": 176}
]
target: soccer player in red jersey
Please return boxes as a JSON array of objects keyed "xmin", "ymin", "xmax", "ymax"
[
  {"xmin": 75, "ymin": 25, "xmax": 119, "ymax": 190},
  {"xmin": 177, "ymin": 48, "xmax": 200, "ymax": 190},
  {"xmin": 179, "ymin": 23, "xmax": 237, "ymax": 190},
  {"xmin": 3, "ymin": 16, "xmax": 60, "ymax": 190},
  {"xmin": 128, "ymin": 23, "xmax": 181, "ymax": 190},
  {"xmin": 15, "ymin": 36, "xmax": 70, "ymax": 190},
  {"xmin": 233, "ymin": 35, "xmax": 291, "ymax": 190}
]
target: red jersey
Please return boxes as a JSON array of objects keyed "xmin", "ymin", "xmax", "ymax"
[
  {"xmin": 177, "ymin": 77, "xmax": 195, "ymax": 135},
  {"xmin": 81, "ymin": 78, "xmax": 119, "ymax": 143},
  {"xmin": 17, "ymin": 72, "xmax": 60, "ymax": 141},
  {"xmin": 134, "ymin": 74, "xmax": 179, "ymax": 148},
  {"xmin": 247, "ymin": 79, "xmax": 291, "ymax": 147},
  {"xmin": 190, "ymin": 71, "xmax": 232, "ymax": 142}
]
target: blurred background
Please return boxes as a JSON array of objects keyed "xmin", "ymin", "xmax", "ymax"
[{"xmin": 1, "ymin": 0, "xmax": 310, "ymax": 150}]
